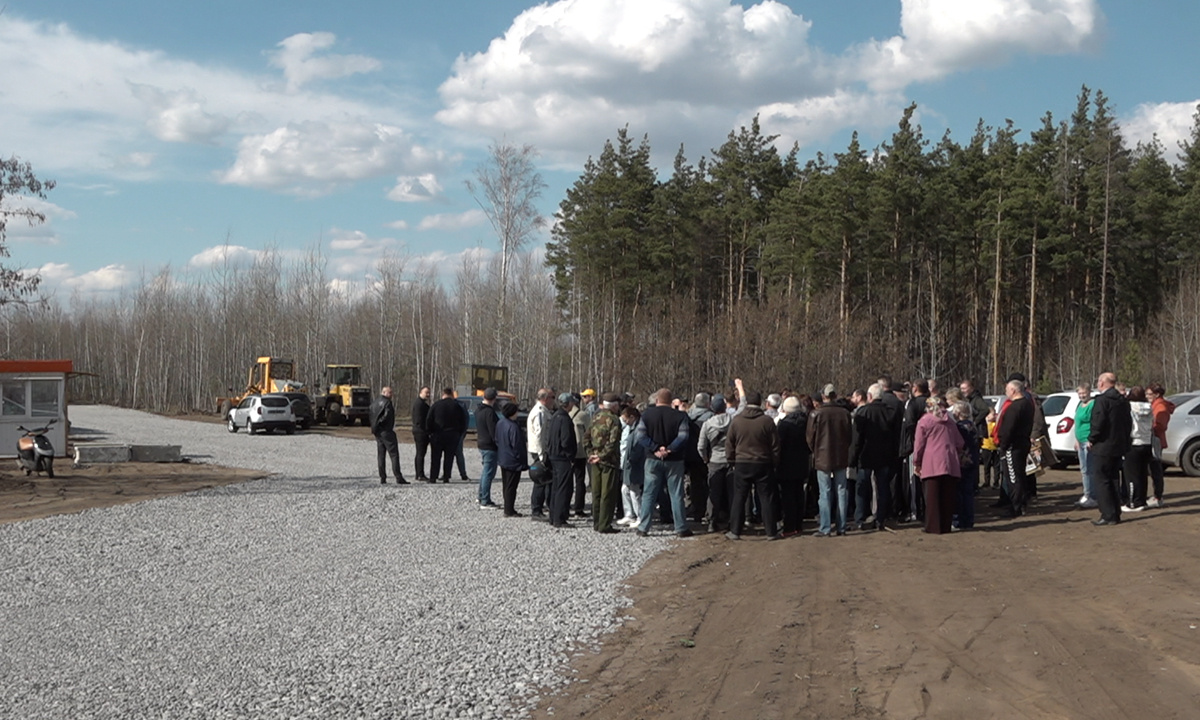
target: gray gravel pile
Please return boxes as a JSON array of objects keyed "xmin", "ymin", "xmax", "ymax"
[{"xmin": 0, "ymin": 406, "xmax": 673, "ymax": 719}]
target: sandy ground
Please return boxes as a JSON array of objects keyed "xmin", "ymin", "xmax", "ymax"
[{"xmin": 532, "ymin": 468, "xmax": 1200, "ymax": 720}]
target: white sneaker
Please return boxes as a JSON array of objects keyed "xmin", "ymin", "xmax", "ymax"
[
  {"xmin": 1079, "ymin": 497, "xmax": 1098, "ymax": 509},
  {"xmin": 1075, "ymin": 494, "xmax": 1090, "ymax": 506},
  {"xmin": 1124, "ymin": 504, "xmax": 1146, "ymax": 512},
  {"xmin": 1146, "ymin": 497, "xmax": 1163, "ymax": 508},
  {"xmin": 615, "ymin": 517, "xmax": 634, "ymax": 526}
]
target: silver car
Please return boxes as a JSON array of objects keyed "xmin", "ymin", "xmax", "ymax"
[
  {"xmin": 1163, "ymin": 393, "xmax": 1200, "ymax": 476},
  {"xmin": 227, "ymin": 394, "xmax": 297, "ymax": 435}
]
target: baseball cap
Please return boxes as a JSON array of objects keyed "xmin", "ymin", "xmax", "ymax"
[{"xmin": 581, "ymin": 388, "xmax": 596, "ymax": 397}]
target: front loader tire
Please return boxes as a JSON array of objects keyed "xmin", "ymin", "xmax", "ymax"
[{"xmin": 327, "ymin": 402, "xmax": 342, "ymax": 427}]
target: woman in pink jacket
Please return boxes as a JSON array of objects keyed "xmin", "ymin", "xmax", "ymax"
[{"xmin": 913, "ymin": 396, "xmax": 965, "ymax": 534}]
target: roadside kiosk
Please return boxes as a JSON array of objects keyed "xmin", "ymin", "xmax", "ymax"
[{"xmin": 0, "ymin": 360, "xmax": 71, "ymax": 459}]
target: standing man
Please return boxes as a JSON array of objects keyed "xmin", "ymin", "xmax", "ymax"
[
  {"xmin": 807, "ymin": 385, "xmax": 853, "ymax": 536},
  {"xmin": 547, "ymin": 392, "xmax": 578, "ymax": 528},
  {"xmin": 960, "ymin": 379, "xmax": 991, "ymax": 440},
  {"xmin": 527, "ymin": 388, "xmax": 554, "ymax": 518},
  {"xmin": 698, "ymin": 394, "xmax": 734, "ymax": 533},
  {"xmin": 1088, "ymin": 372, "xmax": 1132, "ymax": 526},
  {"xmin": 427, "ymin": 388, "xmax": 465, "ymax": 483},
  {"xmin": 581, "ymin": 389, "xmax": 598, "ymax": 417},
  {"xmin": 495, "ymin": 402, "xmax": 528, "ymax": 517},
  {"xmin": 685, "ymin": 393, "xmax": 715, "ymax": 524},
  {"xmin": 635, "ymin": 388, "xmax": 692, "ymax": 538},
  {"xmin": 997, "ymin": 379, "xmax": 1035, "ymax": 518},
  {"xmin": 850, "ymin": 384, "xmax": 896, "ymax": 531},
  {"xmin": 475, "ymin": 388, "xmax": 500, "ymax": 508},
  {"xmin": 370, "ymin": 387, "xmax": 408, "ymax": 485},
  {"xmin": 569, "ymin": 393, "xmax": 591, "ymax": 518},
  {"xmin": 586, "ymin": 393, "xmax": 624, "ymax": 533},
  {"xmin": 900, "ymin": 379, "xmax": 929, "ymax": 522},
  {"xmin": 725, "ymin": 390, "xmax": 782, "ymax": 541},
  {"xmin": 411, "ymin": 386, "xmax": 432, "ymax": 481}
]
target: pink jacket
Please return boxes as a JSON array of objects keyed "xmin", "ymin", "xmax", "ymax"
[{"xmin": 913, "ymin": 412, "xmax": 964, "ymax": 479}]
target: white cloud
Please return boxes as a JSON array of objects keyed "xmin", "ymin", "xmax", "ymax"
[
  {"xmin": 269, "ymin": 32, "xmax": 382, "ymax": 92},
  {"xmin": 417, "ymin": 209, "xmax": 487, "ymax": 231},
  {"xmin": 438, "ymin": 0, "xmax": 1102, "ymax": 156},
  {"xmin": 1124, "ymin": 100, "xmax": 1200, "ymax": 161},
  {"xmin": 0, "ymin": 16, "xmax": 424, "ymax": 189},
  {"xmin": 187, "ymin": 244, "xmax": 264, "ymax": 269},
  {"xmin": 36, "ymin": 262, "xmax": 74, "ymax": 283},
  {"xmin": 385, "ymin": 220, "xmax": 410, "ymax": 230},
  {"xmin": 852, "ymin": 0, "xmax": 1102, "ymax": 91},
  {"xmin": 222, "ymin": 121, "xmax": 443, "ymax": 195},
  {"xmin": 62, "ymin": 264, "xmax": 135, "ymax": 292},
  {"xmin": 387, "ymin": 174, "xmax": 444, "ymax": 202},
  {"xmin": 2, "ymin": 196, "xmax": 76, "ymax": 245},
  {"xmin": 130, "ymin": 83, "xmax": 231, "ymax": 143}
]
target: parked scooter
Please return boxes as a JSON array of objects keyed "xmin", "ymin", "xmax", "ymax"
[{"xmin": 16, "ymin": 419, "xmax": 56, "ymax": 478}]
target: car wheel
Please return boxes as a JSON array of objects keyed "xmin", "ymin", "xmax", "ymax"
[
  {"xmin": 286, "ymin": 424, "xmax": 296, "ymax": 435},
  {"xmin": 300, "ymin": 419, "xmax": 311, "ymax": 430},
  {"xmin": 327, "ymin": 402, "xmax": 342, "ymax": 426},
  {"xmin": 227, "ymin": 415, "xmax": 238, "ymax": 433},
  {"xmin": 1182, "ymin": 440, "xmax": 1200, "ymax": 478},
  {"xmin": 249, "ymin": 422, "xmax": 259, "ymax": 434}
]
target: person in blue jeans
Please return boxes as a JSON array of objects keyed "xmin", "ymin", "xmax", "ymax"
[
  {"xmin": 807, "ymin": 386, "xmax": 852, "ymax": 536},
  {"xmin": 475, "ymin": 388, "xmax": 500, "ymax": 508},
  {"xmin": 849, "ymin": 384, "xmax": 897, "ymax": 531},
  {"xmin": 634, "ymin": 388, "xmax": 691, "ymax": 537}
]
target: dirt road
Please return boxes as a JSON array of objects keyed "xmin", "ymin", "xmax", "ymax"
[{"xmin": 533, "ymin": 469, "xmax": 1200, "ymax": 719}]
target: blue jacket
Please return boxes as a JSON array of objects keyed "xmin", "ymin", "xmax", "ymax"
[{"xmin": 496, "ymin": 416, "xmax": 528, "ymax": 471}]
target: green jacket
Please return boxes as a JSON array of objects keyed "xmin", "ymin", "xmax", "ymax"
[
  {"xmin": 1074, "ymin": 399, "xmax": 1093, "ymax": 445},
  {"xmin": 586, "ymin": 409, "xmax": 622, "ymax": 468}
]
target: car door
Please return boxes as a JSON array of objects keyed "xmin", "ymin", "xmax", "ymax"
[{"xmin": 233, "ymin": 397, "xmax": 255, "ymax": 429}]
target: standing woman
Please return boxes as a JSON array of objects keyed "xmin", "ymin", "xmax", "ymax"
[
  {"xmin": 776, "ymin": 396, "xmax": 810, "ymax": 537},
  {"xmin": 1124, "ymin": 386, "xmax": 1154, "ymax": 512},
  {"xmin": 912, "ymin": 396, "xmax": 964, "ymax": 534},
  {"xmin": 617, "ymin": 406, "xmax": 644, "ymax": 527},
  {"xmin": 495, "ymin": 402, "xmax": 528, "ymax": 517}
]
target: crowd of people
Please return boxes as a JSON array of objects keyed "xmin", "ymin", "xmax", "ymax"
[{"xmin": 370, "ymin": 370, "xmax": 1176, "ymax": 536}]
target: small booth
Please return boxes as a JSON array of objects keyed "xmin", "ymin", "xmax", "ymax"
[{"xmin": 0, "ymin": 360, "xmax": 71, "ymax": 459}]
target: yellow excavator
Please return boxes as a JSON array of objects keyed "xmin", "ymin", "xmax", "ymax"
[
  {"xmin": 216, "ymin": 357, "xmax": 304, "ymax": 418},
  {"xmin": 312, "ymin": 364, "xmax": 372, "ymax": 426}
]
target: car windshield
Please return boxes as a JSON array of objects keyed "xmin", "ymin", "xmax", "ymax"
[
  {"xmin": 261, "ymin": 396, "xmax": 290, "ymax": 408},
  {"xmin": 331, "ymin": 367, "xmax": 360, "ymax": 385},
  {"xmin": 1041, "ymin": 395, "xmax": 1070, "ymax": 417}
]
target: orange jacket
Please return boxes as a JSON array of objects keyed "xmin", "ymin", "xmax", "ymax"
[{"xmin": 1152, "ymin": 397, "xmax": 1175, "ymax": 449}]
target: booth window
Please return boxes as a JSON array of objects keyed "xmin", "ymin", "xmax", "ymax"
[
  {"xmin": 2, "ymin": 383, "xmax": 26, "ymax": 416},
  {"xmin": 31, "ymin": 381, "xmax": 60, "ymax": 417}
]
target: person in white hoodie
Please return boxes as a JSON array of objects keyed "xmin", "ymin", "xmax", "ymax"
[{"xmin": 1124, "ymin": 386, "xmax": 1155, "ymax": 512}]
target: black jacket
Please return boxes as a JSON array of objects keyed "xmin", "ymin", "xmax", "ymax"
[
  {"xmin": 997, "ymin": 395, "xmax": 1034, "ymax": 453},
  {"xmin": 370, "ymin": 396, "xmax": 396, "ymax": 435},
  {"xmin": 411, "ymin": 397, "xmax": 430, "ymax": 434},
  {"xmin": 880, "ymin": 391, "xmax": 904, "ymax": 457},
  {"xmin": 967, "ymin": 390, "xmax": 991, "ymax": 438},
  {"xmin": 546, "ymin": 408, "xmax": 577, "ymax": 460},
  {"xmin": 475, "ymin": 402, "xmax": 499, "ymax": 451},
  {"xmin": 427, "ymin": 397, "xmax": 466, "ymax": 436},
  {"xmin": 900, "ymin": 395, "xmax": 925, "ymax": 457},
  {"xmin": 851, "ymin": 399, "xmax": 896, "ymax": 469},
  {"xmin": 1089, "ymin": 387, "xmax": 1132, "ymax": 458},
  {"xmin": 776, "ymin": 411, "xmax": 810, "ymax": 481}
]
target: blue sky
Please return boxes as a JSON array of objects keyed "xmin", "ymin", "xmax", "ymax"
[{"xmin": 3, "ymin": 0, "xmax": 1198, "ymax": 300}]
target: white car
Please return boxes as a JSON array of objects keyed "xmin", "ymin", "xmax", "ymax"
[
  {"xmin": 1042, "ymin": 391, "xmax": 1086, "ymax": 465},
  {"xmin": 1163, "ymin": 392, "xmax": 1200, "ymax": 477},
  {"xmin": 227, "ymin": 394, "xmax": 297, "ymax": 435}
]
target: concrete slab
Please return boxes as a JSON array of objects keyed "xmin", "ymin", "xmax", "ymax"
[
  {"xmin": 74, "ymin": 444, "xmax": 132, "ymax": 464},
  {"xmin": 129, "ymin": 445, "xmax": 183, "ymax": 463}
]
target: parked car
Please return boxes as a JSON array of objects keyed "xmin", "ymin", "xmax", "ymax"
[
  {"xmin": 280, "ymin": 391, "xmax": 314, "ymax": 430},
  {"xmin": 1163, "ymin": 392, "xmax": 1200, "ymax": 477},
  {"xmin": 1042, "ymin": 390, "xmax": 1099, "ymax": 466},
  {"xmin": 457, "ymin": 395, "xmax": 483, "ymax": 433},
  {"xmin": 227, "ymin": 394, "xmax": 297, "ymax": 435}
]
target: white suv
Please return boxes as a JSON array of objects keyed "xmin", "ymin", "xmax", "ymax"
[
  {"xmin": 227, "ymin": 394, "xmax": 297, "ymax": 435},
  {"xmin": 1042, "ymin": 391, "xmax": 1090, "ymax": 466}
]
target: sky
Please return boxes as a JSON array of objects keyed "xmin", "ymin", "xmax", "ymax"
[{"xmin": 2, "ymin": 0, "xmax": 1198, "ymax": 301}]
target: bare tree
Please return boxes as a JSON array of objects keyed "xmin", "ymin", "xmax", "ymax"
[
  {"xmin": 0, "ymin": 156, "xmax": 55, "ymax": 303},
  {"xmin": 466, "ymin": 141, "xmax": 547, "ymax": 359}
]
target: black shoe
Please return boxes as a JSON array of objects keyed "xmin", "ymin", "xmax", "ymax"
[
  {"xmin": 530, "ymin": 510, "xmax": 546, "ymax": 518},
  {"xmin": 380, "ymin": 478, "xmax": 387, "ymax": 484},
  {"xmin": 598, "ymin": 527, "xmax": 620, "ymax": 534},
  {"xmin": 551, "ymin": 521, "xmax": 574, "ymax": 529},
  {"xmin": 396, "ymin": 478, "xmax": 410, "ymax": 485},
  {"xmin": 767, "ymin": 534, "xmax": 784, "ymax": 541},
  {"xmin": 677, "ymin": 529, "xmax": 694, "ymax": 538},
  {"xmin": 415, "ymin": 475, "xmax": 428, "ymax": 481},
  {"xmin": 505, "ymin": 511, "xmax": 524, "ymax": 517},
  {"xmin": 1092, "ymin": 518, "xmax": 1120, "ymax": 526},
  {"xmin": 460, "ymin": 476, "xmax": 471, "ymax": 482},
  {"xmin": 441, "ymin": 477, "xmax": 450, "ymax": 484},
  {"xmin": 635, "ymin": 529, "xmax": 649, "ymax": 537}
]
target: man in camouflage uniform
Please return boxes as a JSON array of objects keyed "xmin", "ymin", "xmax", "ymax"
[{"xmin": 586, "ymin": 393, "xmax": 624, "ymax": 534}]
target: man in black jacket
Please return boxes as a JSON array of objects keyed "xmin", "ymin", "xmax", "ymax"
[
  {"xmin": 370, "ymin": 387, "xmax": 408, "ymax": 485},
  {"xmin": 1088, "ymin": 372, "xmax": 1132, "ymax": 526},
  {"xmin": 850, "ymin": 384, "xmax": 896, "ymax": 530},
  {"xmin": 899, "ymin": 379, "xmax": 929, "ymax": 522},
  {"xmin": 426, "ymin": 388, "xmax": 466, "ymax": 483},
  {"xmin": 411, "ymin": 386, "xmax": 431, "ymax": 480},
  {"xmin": 546, "ymin": 392, "xmax": 578, "ymax": 528},
  {"xmin": 877, "ymin": 375, "xmax": 906, "ymax": 519},
  {"xmin": 997, "ymin": 379, "xmax": 1035, "ymax": 517},
  {"xmin": 475, "ymin": 388, "xmax": 500, "ymax": 508}
]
